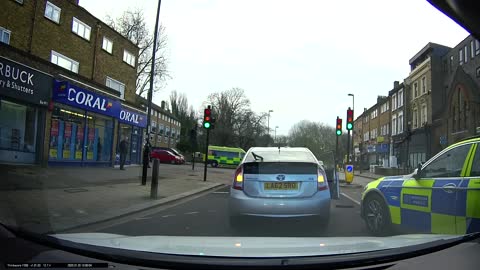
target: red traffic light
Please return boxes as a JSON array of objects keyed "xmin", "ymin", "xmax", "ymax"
[{"xmin": 204, "ymin": 108, "xmax": 211, "ymax": 116}]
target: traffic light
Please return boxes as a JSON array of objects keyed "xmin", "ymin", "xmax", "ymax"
[
  {"xmin": 203, "ymin": 106, "xmax": 212, "ymax": 129},
  {"xmin": 346, "ymin": 108, "xmax": 354, "ymax": 130},
  {"xmin": 336, "ymin": 117, "xmax": 342, "ymax": 136}
]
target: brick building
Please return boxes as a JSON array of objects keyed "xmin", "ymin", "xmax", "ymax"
[
  {"xmin": 389, "ymin": 81, "xmax": 409, "ymax": 169},
  {"xmin": 136, "ymin": 97, "xmax": 181, "ymax": 149},
  {"xmin": 0, "ymin": 0, "xmax": 145, "ymax": 167},
  {"xmin": 437, "ymin": 35, "xmax": 480, "ymax": 151},
  {"xmin": 405, "ymin": 43, "xmax": 451, "ymax": 167}
]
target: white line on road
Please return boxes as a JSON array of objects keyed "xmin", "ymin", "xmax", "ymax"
[
  {"xmin": 161, "ymin": 214, "xmax": 176, "ymax": 218},
  {"xmin": 341, "ymin": 192, "xmax": 361, "ymax": 206},
  {"xmin": 213, "ymin": 191, "xmax": 229, "ymax": 194},
  {"xmin": 184, "ymin": 211, "xmax": 199, "ymax": 215}
]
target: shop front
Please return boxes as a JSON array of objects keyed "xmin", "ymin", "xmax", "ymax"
[
  {"xmin": 115, "ymin": 106, "xmax": 146, "ymax": 165},
  {"xmin": 49, "ymin": 80, "xmax": 120, "ymax": 166},
  {"xmin": 0, "ymin": 57, "xmax": 52, "ymax": 165}
]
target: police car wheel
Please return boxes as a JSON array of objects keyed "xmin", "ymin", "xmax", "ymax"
[
  {"xmin": 211, "ymin": 161, "xmax": 218, "ymax": 167},
  {"xmin": 364, "ymin": 194, "xmax": 391, "ymax": 236}
]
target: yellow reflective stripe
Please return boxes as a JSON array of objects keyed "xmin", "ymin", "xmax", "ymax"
[
  {"xmin": 456, "ymin": 216, "xmax": 467, "ymax": 234},
  {"xmin": 401, "ymin": 179, "xmax": 434, "ymax": 212},
  {"xmin": 462, "ymin": 144, "xmax": 476, "ymax": 177},
  {"xmin": 361, "ymin": 178, "xmax": 384, "ymax": 200},
  {"xmin": 389, "ymin": 206, "xmax": 401, "ymax": 225},
  {"xmin": 467, "ymin": 178, "xmax": 480, "ymax": 218},
  {"xmin": 431, "ymin": 213, "xmax": 456, "ymax": 234}
]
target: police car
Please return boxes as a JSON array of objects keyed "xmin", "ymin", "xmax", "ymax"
[{"xmin": 361, "ymin": 136, "xmax": 480, "ymax": 236}]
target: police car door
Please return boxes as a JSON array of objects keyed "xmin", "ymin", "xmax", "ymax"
[
  {"xmin": 463, "ymin": 142, "xmax": 480, "ymax": 234},
  {"xmin": 401, "ymin": 143, "xmax": 472, "ymax": 234}
]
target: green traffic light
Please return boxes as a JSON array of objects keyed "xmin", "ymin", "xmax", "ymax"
[
  {"xmin": 204, "ymin": 122, "xmax": 211, "ymax": 129},
  {"xmin": 347, "ymin": 123, "xmax": 353, "ymax": 130},
  {"xmin": 336, "ymin": 130, "xmax": 342, "ymax": 136}
]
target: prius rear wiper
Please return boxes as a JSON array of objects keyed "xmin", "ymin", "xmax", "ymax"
[{"xmin": 252, "ymin": 152, "xmax": 264, "ymax": 161}]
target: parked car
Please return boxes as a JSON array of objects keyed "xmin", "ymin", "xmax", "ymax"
[
  {"xmin": 150, "ymin": 149, "xmax": 183, "ymax": 164},
  {"xmin": 151, "ymin": 147, "xmax": 185, "ymax": 164},
  {"xmin": 229, "ymin": 147, "xmax": 331, "ymax": 229}
]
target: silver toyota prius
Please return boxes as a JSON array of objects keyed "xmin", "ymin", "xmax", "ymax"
[{"xmin": 228, "ymin": 147, "xmax": 331, "ymax": 227}]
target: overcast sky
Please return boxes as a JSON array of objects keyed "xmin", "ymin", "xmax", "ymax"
[{"xmin": 79, "ymin": 0, "xmax": 468, "ymax": 135}]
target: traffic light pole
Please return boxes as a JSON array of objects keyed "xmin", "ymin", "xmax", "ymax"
[
  {"xmin": 347, "ymin": 130, "xmax": 351, "ymax": 164},
  {"xmin": 203, "ymin": 129, "xmax": 210, "ymax": 182}
]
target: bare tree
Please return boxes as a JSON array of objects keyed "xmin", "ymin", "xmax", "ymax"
[{"xmin": 106, "ymin": 8, "xmax": 170, "ymax": 96}]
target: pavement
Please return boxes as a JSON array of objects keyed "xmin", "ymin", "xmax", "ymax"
[{"xmin": 0, "ymin": 163, "xmax": 233, "ymax": 234}]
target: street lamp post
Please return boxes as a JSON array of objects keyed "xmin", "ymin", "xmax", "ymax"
[
  {"xmin": 142, "ymin": 0, "xmax": 162, "ymax": 185},
  {"xmin": 274, "ymin": 126, "xmax": 279, "ymax": 144},
  {"xmin": 267, "ymin": 109, "xmax": 274, "ymax": 137},
  {"xmin": 348, "ymin": 93, "xmax": 355, "ymax": 162}
]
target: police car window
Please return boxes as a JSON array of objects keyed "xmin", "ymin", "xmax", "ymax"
[
  {"xmin": 471, "ymin": 144, "xmax": 480, "ymax": 177},
  {"xmin": 423, "ymin": 144, "xmax": 471, "ymax": 178}
]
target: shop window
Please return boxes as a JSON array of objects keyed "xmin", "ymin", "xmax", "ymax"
[
  {"xmin": 49, "ymin": 106, "xmax": 86, "ymax": 161},
  {"xmin": 87, "ymin": 112, "xmax": 113, "ymax": 162},
  {"xmin": 0, "ymin": 100, "xmax": 37, "ymax": 155}
]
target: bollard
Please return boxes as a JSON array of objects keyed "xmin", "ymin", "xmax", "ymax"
[
  {"xmin": 150, "ymin": 158, "xmax": 159, "ymax": 199},
  {"xmin": 142, "ymin": 148, "xmax": 149, "ymax": 185}
]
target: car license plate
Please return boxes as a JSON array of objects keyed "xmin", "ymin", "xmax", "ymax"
[{"xmin": 264, "ymin": 182, "xmax": 298, "ymax": 190}]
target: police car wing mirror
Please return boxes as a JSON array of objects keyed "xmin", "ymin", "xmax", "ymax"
[{"xmin": 414, "ymin": 163, "xmax": 422, "ymax": 180}]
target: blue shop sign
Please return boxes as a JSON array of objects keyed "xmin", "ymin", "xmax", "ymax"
[
  {"xmin": 53, "ymin": 80, "xmax": 121, "ymax": 117},
  {"xmin": 119, "ymin": 106, "xmax": 147, "ymax": 128}
]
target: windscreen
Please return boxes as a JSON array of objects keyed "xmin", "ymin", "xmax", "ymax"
[{"xmin": 0, "ymin": 0, "xmax": 475, "ymax": 261}]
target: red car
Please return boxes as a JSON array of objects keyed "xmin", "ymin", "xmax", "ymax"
[{"xmin": 150, "ymin": 149, "xmax": 183, "ymax": 164}]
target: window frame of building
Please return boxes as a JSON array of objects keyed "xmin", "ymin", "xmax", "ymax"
[
  {"xmin": 421, "ymin": 104, "xmax": 427, "ymax": 125},
  {"xmin": 413, "ymin": 82, "xmax": 418, "ymax": 98},
  {"xmin": 0, "ymin": 27, "xmax": 11, "ymax": 44},
  {"xmin": 464, "ymin": 45, "xmax": 468, "ymax": 63},
  {"xmin": 102, "ymin": 37, "xmax": 113, "ymax": 54},
  {"xmin": 421, "ymin": 76, "xmax": 426, "ymax": 94},
  {"xmin": 44, "ymin": 1, "xmax": 61, "ymax": 24},
  {"xmin": 51, "ymin": 51, "xmax": 79, "ymax": 73},
  {"xmin": 72, "ymin": 17, "xmax": 91, "ymax": 41},
  {"xmin": 459, "ymin": 48, "xmax": 464, "ymax": 65},
  {"xmin": 392, "ymin": 114, "xmax": 397, "ymax": 135},
  {"xmin": 123, "ymin": 50, "xmax": 136, "ymax": 67},
  {"xmin": 398, "ymin": 89, "xmax": 404, "ymax": 107},
  {"xmin": 105, "ymin": 76, "xmax": 125, "ymax": 99},
  {"xmin": 398, "ymin": 111, "xmax": 404, "ymax": 133},
  {"xmin": 476, "ymin": 40, "xmax": 480, "ymax": 55},
  {"xmin": 392, "ymin": 94, "xmax": 397, "ymax": 110}
]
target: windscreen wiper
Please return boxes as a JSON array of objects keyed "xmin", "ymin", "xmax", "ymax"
[{"xmin": 251, "ymin": 152, "xmax": 264, "ymax": 161}]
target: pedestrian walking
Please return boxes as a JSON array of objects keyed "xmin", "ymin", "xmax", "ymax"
[{"xmin": 119, "ymin": 136, "xmax": 128, "ymax": 170}]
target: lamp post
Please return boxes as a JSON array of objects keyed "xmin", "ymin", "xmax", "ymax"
[
  {"xmin": 274, "ymin": 126, "xmax": 279, "ymax": 144},
  {"xmin": 267, "ymin": 109, "xmax": 273, "ymax": 137},
  {"xmin": 348, "ymin": 93, "xmax": 355, "ymax": 162}
]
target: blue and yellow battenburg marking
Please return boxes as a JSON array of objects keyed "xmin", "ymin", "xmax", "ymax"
[{"xmin": 363, "ymin": 140, "xmax": 480, "ymax": 234}]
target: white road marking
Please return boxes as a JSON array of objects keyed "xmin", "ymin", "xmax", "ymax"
[
  {"xmin": 184, "ymin": 211, "xmax": 199, "ymax": 215},
  {"xmin": 134, "ymin": 217, "xmax": 151, "ymax": 220},
  {"xmin": 213, "ymin": 191, "xmax": 229, "ymax": 194},
  {"xmin": 161, "ymin": 214, "xmax": 176, "ymax": 218},
  {"xmin": 341, "ymin": 192, "xmax": 361, "ymax": 205}
]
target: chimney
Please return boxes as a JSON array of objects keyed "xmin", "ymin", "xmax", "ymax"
[
  {"xmin": 394, "ymin": 81, "xmax": 399, "ymax": 88},
  {"xmin": 161, "ymin": 101, "xmax": 166, "ymax": 110}
]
